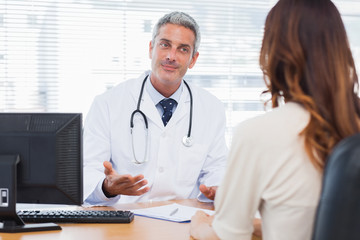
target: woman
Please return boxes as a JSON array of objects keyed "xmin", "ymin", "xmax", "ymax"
[{"xmin": 190, "ymin": 0, "xmax": 360, "ymax": 239}]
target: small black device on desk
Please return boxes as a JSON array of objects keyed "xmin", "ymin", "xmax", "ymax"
[{"xmin": 18, "ymin": 209, "xmax": 134, "ymax": 223}]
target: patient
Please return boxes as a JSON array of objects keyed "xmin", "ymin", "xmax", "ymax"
[{"xmin": 190, "ymin": 0, "xmax": 360, "ymax": 239}]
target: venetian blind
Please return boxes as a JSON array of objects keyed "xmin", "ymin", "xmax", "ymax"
[{"xmin": 0, "ymin": 0, "xmax": 359, "ymax": 145}]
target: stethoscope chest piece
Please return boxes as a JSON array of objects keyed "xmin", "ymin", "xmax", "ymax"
[{"xmin": 182, "ymin": 136, "xmax": 193, "ymax": 147}]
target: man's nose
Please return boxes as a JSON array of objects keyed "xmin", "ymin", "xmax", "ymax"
[{"xmin": 166, "ymin": 47, "xmax": 177, "ymax": 61}]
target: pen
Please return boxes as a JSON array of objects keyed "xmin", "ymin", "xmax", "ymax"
[{"xmin": 169, "ymin": 208, "xmax": 179, "ymax": 216}]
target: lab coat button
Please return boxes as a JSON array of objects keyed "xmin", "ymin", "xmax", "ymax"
[{"xmin": 159, "ymin": 167, "xmax": 164, "ymax": 173}]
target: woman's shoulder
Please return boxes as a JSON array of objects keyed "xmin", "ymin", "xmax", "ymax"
[{"xmin": 235, "ymin": 102, "xmax": 309, "ymax": 141}]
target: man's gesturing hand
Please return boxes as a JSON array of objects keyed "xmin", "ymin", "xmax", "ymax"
[
  {"xmin": 199, "ymin": 184, "xmax": 218, "ymax": 201},
  {"xmin": 102, "ymin": 161, "xmax": 150, "ymax": 197}
]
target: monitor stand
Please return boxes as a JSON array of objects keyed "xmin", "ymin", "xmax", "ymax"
[{"xmin": 0, "ymin": 155, "xmax": 61, "ymax": 233}]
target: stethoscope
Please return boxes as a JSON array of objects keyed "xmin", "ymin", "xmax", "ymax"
[{"xmin": 130, "ymin": 75, "xmax": 193, "ymax": 164}]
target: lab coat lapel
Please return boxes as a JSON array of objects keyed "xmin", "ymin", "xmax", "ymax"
[
  {"xmin": 129, "ymin": 72, "xmax": 164, "ymax": 129},
  {"xmin": 130, "ymin": 71, "xmax": 149, "ymax": 104},
  {"xmin": 166, "ymin": 86, "xmax": 190, "ymax": 129},
  {"xmin": 141, "ymin": 90, "xmax": 164, "ymax": 129}
]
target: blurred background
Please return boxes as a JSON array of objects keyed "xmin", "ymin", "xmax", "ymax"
[{"xmin": 1, "ymin": 0, "xmax": 359, "ymax": 145}]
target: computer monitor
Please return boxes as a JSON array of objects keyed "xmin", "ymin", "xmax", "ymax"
[{"xmin": 0, "ymin": 113, "xmax": 83, "ymax": 232}]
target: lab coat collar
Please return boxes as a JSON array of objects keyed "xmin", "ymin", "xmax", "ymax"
[
  {"xmin": 130, "ymin": 70, "xmax": 191, "ymax": 130},
  {"xmin": 129, "ymin": 71, "xmax": 150, "ymax": 103},
  {"xmin": 141, "ymin": 89, "xmax": 165, "ymax": 129}
]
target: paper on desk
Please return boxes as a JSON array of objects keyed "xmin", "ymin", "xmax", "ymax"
[{"xmin": 132, "ymin": 203, "xmax": 214, "ymax": 223}]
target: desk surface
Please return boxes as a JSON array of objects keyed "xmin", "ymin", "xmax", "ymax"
[
  {"xmin": 1, "ymin": 199, "xmax": 261, "ymax": 240},
  {"xmin": 0, "ymin": 199, "xmax": 214, "ymax": 240}
]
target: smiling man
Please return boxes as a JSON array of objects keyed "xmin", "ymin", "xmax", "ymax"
[{"xmin": 83, "ymin": 12, "xmax": 228, "ymax": 206}]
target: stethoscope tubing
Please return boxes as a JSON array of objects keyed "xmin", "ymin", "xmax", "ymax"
[
  {"xmin": 183, "ymin": 80, "xmax": 192, "ymax": 139},
  {"xmin": 130, "ymin": 75, "xmax": 192, "ymax": 136},
  {"xmin": 130, "ymin": 77, "xmax": 149, "ymax": 129},
  {"xmin": 130, "ymin": 75, "xmax": 193, "ymax": 164}
]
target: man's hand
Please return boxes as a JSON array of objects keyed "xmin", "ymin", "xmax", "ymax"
[
  {"xmin": 199, "ymin": 184, "xmax": 218, "ymax": 201},
  {"xmin": 102, "ymin": 161, "xmax": 150, "ymax": 198}
]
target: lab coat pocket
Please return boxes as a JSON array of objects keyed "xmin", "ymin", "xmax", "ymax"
[{"xmin": 176, "ymin": 143, "xmax": 207, "ymax": 185}]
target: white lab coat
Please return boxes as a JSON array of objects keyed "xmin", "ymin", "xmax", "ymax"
[{"xmin": 83, "ymin": 71, "xmax": 228, "ymax": 205}]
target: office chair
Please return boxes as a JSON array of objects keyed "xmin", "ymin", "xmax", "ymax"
[{"xmin": 312, "ymin": 133, "xmax": 360, "ymax": 240}]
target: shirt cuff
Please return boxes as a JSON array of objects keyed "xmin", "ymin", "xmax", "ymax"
[
  {"xmin": 83, "ymin": 179, "xmax": 121, "ymax": 206},
  {"xmin": 197, "ymin": 192, "xmax": 214, "ymax": 203}
]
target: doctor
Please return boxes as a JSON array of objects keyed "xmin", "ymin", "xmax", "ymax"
[{"xmin": 83, "ymin": 11, "xmax": 227, "ymax": 205}]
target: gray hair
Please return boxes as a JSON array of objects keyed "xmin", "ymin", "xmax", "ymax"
[{"xmin": 152, "ymin": 11, "xmax": 201, "ymax": 56}]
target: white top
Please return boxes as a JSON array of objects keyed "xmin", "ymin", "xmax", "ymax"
[
  {"xmin": 212, "ymin": 102, "xmax": 322, "ymax": 240},
  {"xmin": 83, "ymin": 71, "xmax": 228, "ymax": 205}
]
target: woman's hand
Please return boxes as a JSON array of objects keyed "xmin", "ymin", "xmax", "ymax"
[{"xmin": 190, "ymin": 211, "xmax": 219, "ymax": 240}]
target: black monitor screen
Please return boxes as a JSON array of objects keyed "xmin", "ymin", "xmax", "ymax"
[{"xmin": 0, "ymin": 113, "xmax": 83, "ymax": 205}]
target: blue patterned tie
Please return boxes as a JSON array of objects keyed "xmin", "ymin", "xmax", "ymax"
[{"xmin": 159, "ymin": 98, "xmax": 177, "ymax": 126}]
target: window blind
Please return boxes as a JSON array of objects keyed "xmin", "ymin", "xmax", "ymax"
[{"xmin": 1, "ymin": 0, "xmax": 359, "ymax": 145}]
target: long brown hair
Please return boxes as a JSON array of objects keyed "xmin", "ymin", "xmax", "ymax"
[{"xmin": 259, "ymin": 0, "xmax": 360, "ymax": 170}]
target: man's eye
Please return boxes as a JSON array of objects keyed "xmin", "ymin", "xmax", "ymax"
[
  {"xmin": 160, "ymin": 43, "xmax": 169, "ymax": 48},
  {"xmin": 181, "ymin": 48, "xmax": 189, "ymax": 52}
]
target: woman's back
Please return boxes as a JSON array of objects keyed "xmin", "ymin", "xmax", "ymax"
[
  {"xmin": 190, "ymin": 0, "xmax": 360, "ymax": 239},
  {"xmin": 213, "ymin": 102, "xmax": 321, "ymax": 240}
]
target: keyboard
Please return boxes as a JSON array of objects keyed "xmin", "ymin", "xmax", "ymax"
[{"xmin": 17, "ymin": 209, "xmax": 134, "ymax": 223}]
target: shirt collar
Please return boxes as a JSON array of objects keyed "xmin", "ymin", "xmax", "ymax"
[{"xmin": 145, "ymin": 74, "xmax": 183, "ymax": 105}]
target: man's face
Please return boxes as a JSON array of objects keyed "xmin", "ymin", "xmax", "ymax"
[{"xmin": 149, "ymin": 23, "xmax": 199, "ymax": 96}]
